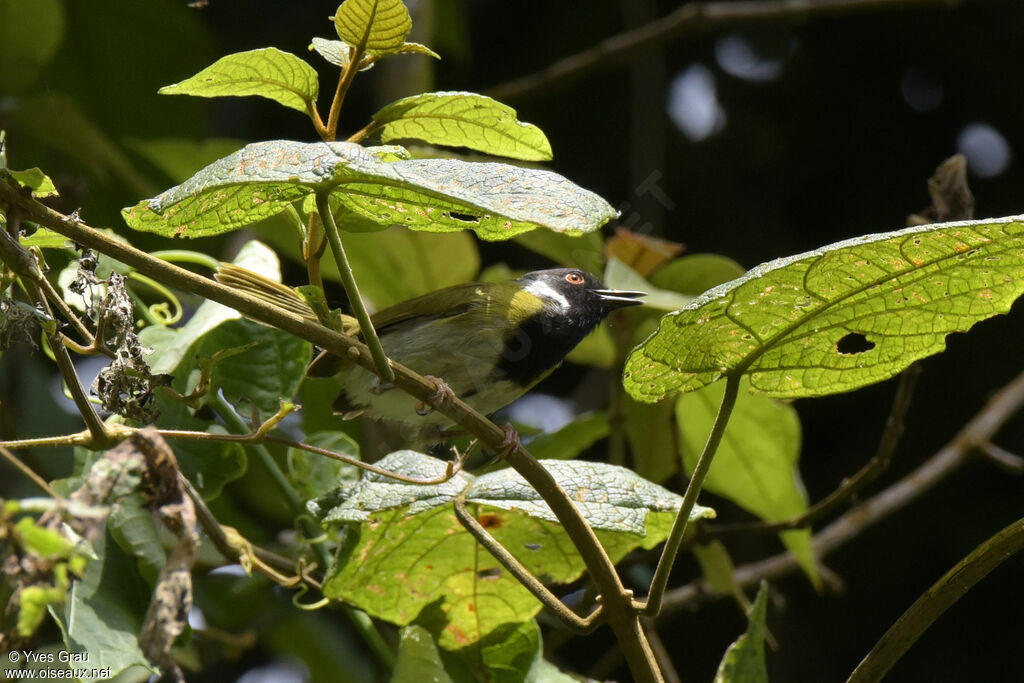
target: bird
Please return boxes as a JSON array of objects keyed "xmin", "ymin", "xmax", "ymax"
[{"xmin": 216, "ymin": 265, "xmax": 645, "ymax": 444}]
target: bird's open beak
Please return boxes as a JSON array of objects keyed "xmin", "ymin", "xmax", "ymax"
[{"xmin": 594, "ymin": 288, "xmax": 646, "ymax": 310}]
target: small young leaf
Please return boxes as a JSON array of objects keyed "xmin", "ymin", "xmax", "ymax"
[
  {"xmin": 287, "ymin": 431, "xmax": 362, "ymax": 501},
  {"xmin": 158, "ymin": 47, "xmax": 319, "ymax": 114},
  {"xmin": 524, "ymin": 412, "xmax": 609, "ymax": 461},
  {"xmin": 373, "ymin": 92, "xmax": 552, "ymax": 161},
  {"xmin": 395, "ymin": 42, "xmax": 440, "ymax": 59},
  {"xmin": 334, "ymin": 0, "xmax": 412, "ymax": 56},
  {"xmin": 714, "ymin": 582, "xmax": 770, "ymax": 683},
  {"xmin": 310, "ymin": 37, "xmax": 350, "ymax": 69},
  {"xmin": 19, "ymin": 227, "xmax": 71, "ymax": 249},
  {"xmin": 7, "ymin": 167, "xmax": 58, "ymax": 197},
  {"xmin": 123, "ymin": 140, "xmax": 616, "ymax": 240},
  {"xmin": 626, "ymin": 217, "xmax": 1024, "ymax": 402}
]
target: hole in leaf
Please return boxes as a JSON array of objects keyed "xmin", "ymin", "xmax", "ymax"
[
  {"xmin": 524, "ymin": 543, "xmax": 542, "ymax": 551},
  {"xmin": 837, "ymin": 332, "xmax": 875, "ymax": 355},
  {"xmin": 446, "ymin": 211, "xmax": 481, "ymax": 223},
  {"xmin": 477, "ymin": 568, "xmax": 502, "ymax": 580}
]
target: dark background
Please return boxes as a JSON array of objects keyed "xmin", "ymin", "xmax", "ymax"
[{"xmin": 2, "ymin": 0, "xmax": 1023, "ymax": 681}]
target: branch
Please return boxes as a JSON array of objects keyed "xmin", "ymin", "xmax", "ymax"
[
  {"xmin": 486, "ymin": 0, "xmax": 962, "ymax": 100},
  {"xmin": 0, "ymin": 181, "xmax": 654, "ymax": 680},
  {"xmin": 660, "ymin": 368, "xmax": 1024, "ymax": 614},
  {"xmin": 848, "ymin": 516, "xmax": 1024, "ymax": 682}
]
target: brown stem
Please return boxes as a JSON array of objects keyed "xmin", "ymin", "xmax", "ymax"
[{"xmin": 326, "ymin": 45, "xmax": 365, "ymax": 141}]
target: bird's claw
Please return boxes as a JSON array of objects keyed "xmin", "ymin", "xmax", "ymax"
[
  {"xmin": 415, "ymin": 375, "xmax": 455, "ymax": 416},
  {"xmin": 494, "ymin": 423, "xmax": 521, "ymax": 461}
]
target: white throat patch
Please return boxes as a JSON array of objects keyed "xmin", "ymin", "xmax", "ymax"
[{"xmin": 524, "ymin": 279, "xmax": 569, "ymax": 311}]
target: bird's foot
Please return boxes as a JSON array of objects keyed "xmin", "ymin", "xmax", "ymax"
[
  {"xmin": 415, "ymin": 375, "xmax": 455, "ymax": 416},
  {"xmin": 494, "ymin": 422, "xmax": 522, "ymax": 461}
]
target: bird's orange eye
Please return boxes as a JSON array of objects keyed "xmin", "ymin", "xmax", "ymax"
[{"xmin": 565, "ymin": 272, "xmax": 585, "ymax": 285}]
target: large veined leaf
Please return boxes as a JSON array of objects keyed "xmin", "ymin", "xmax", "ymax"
[
  {"xmin": 334, "ymin": 0, "xmax": 412, "ymax": 56},
  {"xmin": 158, "ymin": 48, "xmax": 318, "ymax": 114},
  {"xmin": 625, "ymin": 218, "xmax": 1024, "ymax": 402},
  {"xmin": 373, "ymin": 92, "xmax": 553, "ymax": 161},
  {"xmin": 122, "ymin": 140, "xmax": 615, "ymax": 240},
  {"xmin": 317, "ymin": 451, "xmax": 713, "ymax": 649}
]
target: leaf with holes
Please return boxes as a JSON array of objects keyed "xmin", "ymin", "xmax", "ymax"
[
  {"xmin": 373, "ymin": 92, "xmax": 552, "ymax": 161},
  {"xmin": 159, "ymin": 48, "xmax": 318, "ymax": 114},
  {"xmin": 316, "ymin": 451, "xmax": 713, "ymax": 649},
  {"xmin": 334, "ymin": 0, "xmax": 412, "ymax": 56},
  {"xmin": 122, "ymin": 140, "xmax": 615, "ymax": 239},
  {"xmin": 625, "ymin": 217, "xmax": 1024, "ymax": 401}
]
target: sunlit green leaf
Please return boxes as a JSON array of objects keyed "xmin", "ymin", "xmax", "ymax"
[
  {"xmin": 14, "ymin": 517, "xmax": 75, "ymax": 559},
  {"xmin": 158, "ymin": 48, "xmax": 318, "ymax": 114},
  {"xmin": 374, "ymin": 92, "xmax": 552, "ymax": 161},
  {"xmin": 334, "ymin": 0, "xmax": 412, "ymax": 56},
  {"xmin": 650, "ymin": 253, "xmax": 746, "ymax": 297},
  {"xmin": 714, "ymin": 582, "xmax": 770, "ymax": 683},
  {"xmin": 676, "ymin": 377, "xmax": 818, "ymax": 585},
  {"xmin": 395, "ymin": 42, "xmax": 440, "ymax": 59},
  {"xmin": 123, "ymin": 140, "xmax": 615, "ymax": 240},
  {"xmin": 19, "ymin": 227, "xmax": 71, "ymax": 249},
  {"xmin": 318, "ymin": 452, "xmax": 713, "ymax": 649},
  {"xmin": 626, "ymin": 218, "xmax": 1024, "ymax": 402},
  {"xmin": 7, "ymin": 167, "xmax": 58, "ymax": 197},
  {"xmin": 310, "ymin": 37, "xmax": 350, "ymax": 69},
  {"xmin": 605, "ymin": 258, "xmax": 692, "ymax": 312}
]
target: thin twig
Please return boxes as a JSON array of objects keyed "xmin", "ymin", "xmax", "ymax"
[
  {"xmin": 486, "ymin": 0, "xmax": 963, "ymax": 100},
  {"xmin": 454, "ymin": 498, "xmax": 602, "ymax": 633},
  {"xmin": 315, "ymin": 191, "xmax": 394, "ymax": 383},
  {"xmin": 848, "ymin": 516, "xmax": 1024, "ymax": 682},
  {"xmin": 641, "ymin": 373, "xmax": 741, "ymax": 616},
  {"xmin": 705, "ymin": 364, "xmax": 922, "ymax": 538},
  {"xmin": 0, "ymin": 445, "xmax": 60, "ymax": 497},
  {"xmin": 661, "ymin": 368, "xmax": 1024, "ymax": 614},
  {"xmin": 326, "ymin": 45, "xmax": 365, "ymax": 140}
]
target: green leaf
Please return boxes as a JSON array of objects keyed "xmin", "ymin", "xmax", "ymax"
[
  {"xmin": 714, "ymin": 582, "xmax": 770, "ymax": 683},
  {"xmin": 694, "ymin": 540, "xmax": 742, "ymax": 597},
  {"xmin": 122, "ymin": 140, "xmax": 616, "ymax": 240},
  {"xmin": 158, "ymin": 47, "xmax": 318, "ymax": 114},
  {"xmin": 396, "ymin": 42, "xmax": 440, "ymax": 59},
  {"xmin": 650, "ymin": 253, "xmax": 746, "ymax": 296},
  {"xmin": 7, "ymin": 167, "xmax": 58, "ymax": 197},
  {"xmin": 625, "ymin": 218, "xmax": 1024, "ymax": 402},
  {"xmin": 19, "ymin": 227, "xmax": 71, "ymax": 250},
  {"xmin": 52, "ymin": 527, "xmax": 157, "ymax": 681},
  {"xmin": 319, "ymin": 452, "xmax": 713, "ymax": 649},
  {"xmin": 374, "ymin": 92, "xmax": 552, "ymax": 161},
  {"xmin": 108, "ymin": 495, "xmax": 167, "ymax": 586},
  {"xmin": 332, "ymin": 227, "xmax": 480, "ymax": 309},
  {"xmin": 14, "ymin": 517, "xmax": 76, "ymax": 559},
  {"xmin": 393, "ymin": 625, "xmax": 454, "ymax": 683},
  {"xmin": 525, "ymin": 412, "xmax": 609, "ymax": 460},
  {"xmin": 287, "ymin": 431, "xmax": 362, "ymax": 501},
  {"xmin": 605, "ymin": 258, "xmax": 692, "ymax": 312},
  {"xmin": 676, "ymin": 377, "xmax": 818, "ymax": 586},
  {"xmin": 333, "ymin": 0, "xmax": 412, "ymax": 56},
  {"xmin": 513, "ymin": 229, "xmax": 605, "ymax": 275},
  {"xmin": 310, "ymin": 37, "xmax": 350, "ymax": 69},
  {"xmin": 624, "ymin": 395, "xmax": 678, "ymax": 484}
]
